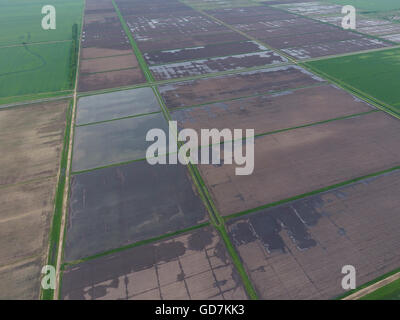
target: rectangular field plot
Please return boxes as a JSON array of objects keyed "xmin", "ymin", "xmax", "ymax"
[
  {"xmin": 144, "ymin": 41, "xmax": 268, "ymax": 65},
  {"xmin": 0, "ymin": 100, "xmax": 69, "ymax": 299},
  {"xmin": 305, "ymin": 48, "xmax": 400, "ymax": 110},
  {"xmin": 171, "ymin": 84, "xmax": 374, "ymax": 136},
  {"xmin": 283, "ymin": 38, "xmax": 391, "ymax": 60},
  {"xmin": 227, "ymin": 169, "xmax": 400, "ymax": 299},
  {"xmin": 0, "ymin": 42, "xmax": 73, "ymax": 99},
  {"xmin": 198, "ymin": 111, "xmax": 400, "ymax": 216},
  {"xmin": 358, "ymin": 24, "xmax": 400, "ymax": 36},
  {"xmin": 76, "ymin": 87, "xmax": 160, "ymax": 125},
  {"xmin": 79, "ymin": 54, "xmax": 139, "ymax": 74},
  {"xmin": 62, "ymin": 227, "xmax": 247, "ymax": 300},
  {"xmin": 72, "ymin": 112, "xmax": 168, "ymax": 172},
  {"xmin": 204, "ymin": 4, "xmax": 391, "ymax": 60},
  {"xmin": 0, "ymin": 100, "xmax": 68, "ymax": 185},
  {"xmin": 78, "ymin": 68, "xmax": 145, "ymax": 92},
  {"xmin": 159, "ymin": 65, "xmax": 324, "ymax": 109},
  {"xmin": 150, "ymin": 51, "xmax": 287, "ymax": 80},
  {"xmin": 65, "ymin": 162, "xmax": 208, "ymax": 261}
]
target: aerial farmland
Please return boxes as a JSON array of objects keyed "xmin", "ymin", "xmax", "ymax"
[{"xmin": 1, "ymin": 0, "xmax": 400, "ymax": 304}]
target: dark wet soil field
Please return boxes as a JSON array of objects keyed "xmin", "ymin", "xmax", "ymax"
[
  {"xmin": 150, "ymin": 51, "xmax": 287, "ymax": 80},
  {"xmin": 64, "ymin": 161, "xmax": 209, "ymax": 262},
  {"xmin": 227, "ymin": 169, "xmax": 400, "ymax": 299}
]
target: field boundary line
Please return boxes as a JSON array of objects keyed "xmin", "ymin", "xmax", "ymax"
[
  {"xmin": 302, "ymin": 45, "xmax": 400, "ymax": 62},
  {"xmin": 0, "ymin": 39, "xmax": 73, "ymax": 49},
  {"xmin": 112, "ymin": 0, "xmax": 154, "ymax": 82}
]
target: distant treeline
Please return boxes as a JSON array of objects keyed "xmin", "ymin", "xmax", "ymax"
[{"xmin": 68, "ymin": 23, "xmax": 79, "ymax": 88}]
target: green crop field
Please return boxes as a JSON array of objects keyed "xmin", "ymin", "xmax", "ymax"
[
  {"xmin": 322, "ymin": 0, "xmax": 400, "ymax": 12},
  {"xmin": 0, "ymin": 42, "xmax": 73, "ymax": 100},
  {"xmin": 0, "ymin": 0, "xmax": 83, "ymax": 46},
  {"xmin": 304, "ymin": 48, "xmax": 400, "ymax": 113},
  {"xmin": 361, "ymin": 278, "xmax": 400, "ymax": 300}
]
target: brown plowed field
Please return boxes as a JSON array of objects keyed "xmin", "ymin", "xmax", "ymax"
[
  {"xmin": 159, "ymin": 65, "xmax": 324, "ymax": 109},
  {"xmin": 171, "ymin": 85, "xmax": 374, "ymax": 135},
  {"xmin": 227, "ymin": 169, "xmax": 400, "ymax": 299},
  {"xmin": 198, "ymin": 112, "xmax": 400, "ymax": 216}
]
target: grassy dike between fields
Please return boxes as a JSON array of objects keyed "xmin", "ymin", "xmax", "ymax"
[{"xmin": 112, "ymin": 0, "xmax": 154, "ymax": 83}]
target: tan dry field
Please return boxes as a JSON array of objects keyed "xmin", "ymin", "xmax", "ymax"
[
  {"xmin": 159, "ymin": 65, "xmax": 324, "ymax": 109},
  {"xmin": 172, "ymin": 84, "xmax": 373, "ymax": 136},
  {"xmin": 228, "ymin": 169, "xmax": 400, "ymax": 299},
  {"xmin": 62, "ymin": 227, "xmax": 248, "ymax": 300},
  {"xmin": 0, "ymin": 100, "xmax": 68, "ymax": 186},
  {"xmin": 0, "ymin": 178, "xmax": 57, "ymax": 267},
  {"xmin": 78, "ymin": 68, "xmax": 145, "ymax": 92},
  {"xmin": 80, "ymin": 54, "xmax": 139, "ymax": 74},
  {"xmin": 198, "ymin": 111, "xmax": 400, "ymax": 216}
]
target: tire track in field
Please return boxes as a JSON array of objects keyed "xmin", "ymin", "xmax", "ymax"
[{"xmin": 0, "ymin": 43, "xmax": 47, "ymax": 77}]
